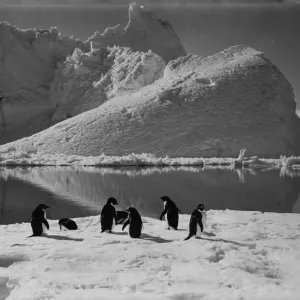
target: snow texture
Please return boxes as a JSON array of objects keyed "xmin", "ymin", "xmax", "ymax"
[
  {"xmin": 0, "ymin": 211, "xmax": 300, "ymax": 300},
  {"xmin": 1, "ymin": 43, "xmax": 300, "ymax": 158},
  {"xmin": 0, "ymin": 3, "xmax": 185, "ymax": 145},
  {"xmin": 50, "ymin": 46, "xmax": 166, "ymax": 122}
]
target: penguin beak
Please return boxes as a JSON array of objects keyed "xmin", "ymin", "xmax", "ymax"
[{"xmin": 45, "ymin": 205, "xmax": 50, "ymax": 209}]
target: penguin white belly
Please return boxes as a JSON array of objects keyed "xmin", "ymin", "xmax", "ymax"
[
  {"xmin": 196, "ymin": 223, "xmax": 202, "ymax": 238},
  {"xmin": 42, "ymin": 223, "xmax": 48, "ymax": 234},
  {"xmin": 164, "ymin": 202, "xmax": 169, "ymax": 229},
  {"xmin": 202, "ymin": 212, "xmax": 207, "ymax": 230},
  {"xmin": 42, "ymin": 210, "xmax": 48, "ymax": 234},
  {"xmin": 165, "ymin": 213, "xmax": 169, "ymax": 229}
]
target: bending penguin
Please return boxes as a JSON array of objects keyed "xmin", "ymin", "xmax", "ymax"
[
  {"xmin": 116, "ymin": 210, "xmax": 129, "ymax": 225},
  {"xmin": 58, "ymin": 218, "xmax": 78, "ymax": 230},
  {"xmin": 100, "ymin": 197, "xmax": 118, "ymax": 233},
  {"xmin": 29, "ymin": 204, "xmax": 50, "ymax": 237},
  {"xmin": 122, "ymin": 207, "xmax": 143, "ymax": 238},
  {"xmin": 160, "ymin": 196, "xmax": 182, "ymax": 230},
  {"xmin": 184, "ymin": 204, "xmax": 207, "ymax": 240}
]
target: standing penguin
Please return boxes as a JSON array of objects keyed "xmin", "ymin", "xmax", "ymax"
[
  {"xmin": 100, "ymin": 197, "xmax": 118, "ymax": 233},
  {"xmin": 184, "ymin": 204, "xmax": 207, "ymax": 241},
  {"xmin": 160, "ymin": 196, "xmax": 182, "ymax": 230},
  {"xmin": 58, "ymin": 218, "xmax": 78, "ymax": 230},
  {"xmin": 122, "ymin": 207, "xmax": 143, "ymax": 238},
  {"xmin": 29, "ymin": 204, "xmax": 50, "ymax": 237}
]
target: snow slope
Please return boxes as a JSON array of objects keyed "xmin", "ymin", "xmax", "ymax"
[
  {"xmin": 0, "ymin": 3, "xmax": 185, "ymax": 145},
  {"xmin": 50, "ymin": 46, "xmax": 166, "ymax": 122},
  {"xmin": 2, "ymin": 45, "xmax": 300, "ymax": 158},
  {"xmin": 0, "ymin": 211, "xmax": 300, "ymax": 299}
]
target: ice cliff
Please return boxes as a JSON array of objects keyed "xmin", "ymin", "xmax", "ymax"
[
  {"xmin": 2, "ymin": 44, "xmax": 300, "ymax": 158},
  {"xmin": 0, "ymin": 3, "xmax": 186, "ymax": 143}
]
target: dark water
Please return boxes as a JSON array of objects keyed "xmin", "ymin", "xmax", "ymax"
[
  {"xmin": 0, "ymin": 166, "xmax": 299, "ymax": 225},
  {"xmin": 0, "ymin": 3, "xmax": 299, "ymax": 106}
]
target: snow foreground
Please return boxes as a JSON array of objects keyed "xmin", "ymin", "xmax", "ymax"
[{"xmin": 1, "ymin": 211, "xmax": 300, "ymax": 300}]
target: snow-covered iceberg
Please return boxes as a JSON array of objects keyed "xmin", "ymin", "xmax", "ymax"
[
  {"xmin": 50, "ymin": 46, "xmax": 166, "ymax": 122},
  {"xmin": 0, "ymin": 3, "xmax": 186, "ymax": 144},
  {"xmin": 2, "ymin": 44, "xmax": 300, "ymax": 159},
  {"xmin": 0, "ymin": 3, "xmax": 299, "ymax": 160}
]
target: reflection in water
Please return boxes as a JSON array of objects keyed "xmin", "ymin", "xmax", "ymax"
[
  {"xmin": 292, "ymin": 195, "xmax": 300, "ymax": 214},
  {"xmin": 0, "ymin": 166, "xmax": 300, "ymax": 225}
]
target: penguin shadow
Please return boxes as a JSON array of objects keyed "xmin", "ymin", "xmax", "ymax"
[
  {"xmin": 203, "ymin": 231, "xmax": 216, "ymax": 237},
  {"xmin": 199, "ymin": 237, "xmax": 253, "ymax": 248},
  {"xmin": 42, "ymin": 234, "xmax": 84, "ymax": 242},
  {"xmin": 141, "ymin": 233, "xmax": 173, "ymax": 244},
  {"xmin": 111, "ymin": 232, "xmax": 128, "ymax": 236}
]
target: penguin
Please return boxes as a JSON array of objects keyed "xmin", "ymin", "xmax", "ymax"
[
  {"xmin": 100, "ymin": 197, "xmax": 118, "ymax": 233},
  {"xmin": 122, "ymin": 207, "xmax": 143, "ymax": 238},
  {"xmin": 159, "ymin": 196, "xmax": 182, "ymax": 230},
  {"xmin": 116, "ymin": 210, "xmax": 129, "ymax": 225},
  {"xmin": 58, "ymin": 218, "xmax": 78, "ymax": 230},
  {"xmin": 29, "ymin": 204, "xmax": 50, "ymax": 237},
  {"xmin": 184, "ymin": 204, "xmax": 207, "ymax": 241}
]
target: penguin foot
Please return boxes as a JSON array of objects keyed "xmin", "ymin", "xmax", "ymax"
[{"xmin": 195, "ymin": 236, "xmax": 202, "ymax": 239}]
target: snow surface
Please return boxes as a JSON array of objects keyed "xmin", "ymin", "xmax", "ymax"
[{"xmin": 1, "ymin": 211, "xmax": 300, "ymax": 299}]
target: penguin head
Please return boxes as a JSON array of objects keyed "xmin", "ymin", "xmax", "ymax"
[
  {"xmin": 126, "ymin": 207, "xmax": 140, "ymax": 217},
  {"xmin": 36, "ymin": 204, "xmax": 50, "ymax": 210},
  {"xmin": 107, "ymin": 197, "xmax": 118, "ymax": 206},
  {"xmin": 160, "ymin": 196, "xmax": 171, "ymax": 203},
  {"xmin": 197, "ymin": 204, "xmax": 205, "ymax": 211}
]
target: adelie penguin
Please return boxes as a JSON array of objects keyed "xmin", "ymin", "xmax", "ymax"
[
  {"xmin": 122, "ymin": 207, "xmax": 143, "ymax": 238},
  {"xmin": 58, "ymin": 218, "xmax": 78, "ymax": 230},
  {"xmin": 29, "ymin": 204, "xmax": 50, "ymax": 237},
  {"xmin": 184, "ymin": 204, "xmax": 207, "ymax": 241},
  {"xmin": 100, "ymin": 197, "xmax": 118, "ymax": 233},
  {"xmin": 160, "ymin": 196, "xmax": 182, "ymax": 230}
]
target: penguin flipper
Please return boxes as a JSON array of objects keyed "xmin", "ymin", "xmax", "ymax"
[
  {"xmin": 122, "ymin": 219, "xmax": 129, "ymax": 231},
  {"xmin": 160, "ymin": 209, "xmax": 167, "ymax": 221},
  {"xmin": 197, "ymin": 218, "xmax": 204, "ymax": 233}
]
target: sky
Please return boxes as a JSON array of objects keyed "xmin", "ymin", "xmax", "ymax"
[{"xmin": 0, "ymin": 0, "xmax": 299, "ymax": 5}]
